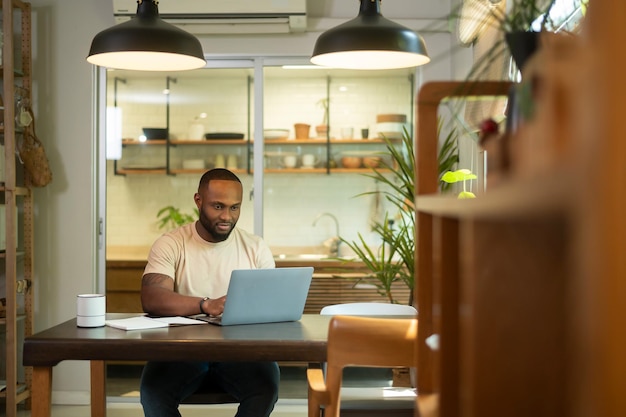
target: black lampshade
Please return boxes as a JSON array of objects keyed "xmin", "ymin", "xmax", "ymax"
[
  {"xmin": 311, "ymin": 0, "xmax": 430, "ymax": 70},
  {"xmin": 87, "ymin": 0, "xmax": 206, "ymax": 71}
]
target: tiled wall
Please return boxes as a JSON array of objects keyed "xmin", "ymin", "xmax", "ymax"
[
  {"xmin": 106, "ymin": 70, "xmax": 412, "ymax": 252},
  {"xmin": 110, "ymin": 70, "xmax": 413, "ymax": 141},
  {"xmin": 106, "ymin": 167, "xmax": 392, "ymax": 253}
]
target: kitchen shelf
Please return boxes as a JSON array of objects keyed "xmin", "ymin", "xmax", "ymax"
[
  {"xmin": 114, "ymin": 168, "xmax": 167, "ymax": 175},
  {"xmin": 0, "ymin": 67, "xmax": 25, "ymax": 77},
  {"xmin": 0, "ymin": 384, "xmax": 29, "ymax": 400},
  {"xmin": 0, "ymin": 251, "xmax": 27, "ymax": 259},
  {"xmin": 0, "ymin": 1, "xmax": 34, "ymax": 415},
  {"xmin": 112, "ymin": 69, "xmax": 414, "ymax": 175},
  {"xmin": 0, "ymin": 186, "xmax": 31, "ymax": 196},
  {"xmin": 170, "ymin": 139, "xmax": 249, "ymax": 146},
  {"xmin": 0, "ymin": 314, "xmax": 27, "ymax": 325},
  {"xmin": 169, "ymin": 168, "xmax": 249, "ymax": 176},
  {"xmin": 122, "ymin": 139, "xmax": 167, "ymax": 146},
  {"xmin": 116, "ymin": 135, "xmax": 398, "ymax": 176}
]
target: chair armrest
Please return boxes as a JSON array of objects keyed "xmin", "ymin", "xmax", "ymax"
[
  {"xmin": 307, "ymin": 368, "xmax": 330, "ymax": 404},
  {"xmin": 307, "ymin": 368, "xmax": 332, "ymax": 417},
  {"xmin": 417, "ymin": 393, "xmax": 439, "ymax": 417}
]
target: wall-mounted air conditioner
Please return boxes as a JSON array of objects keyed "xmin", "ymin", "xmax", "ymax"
[{"xmin": 112, "ymin": 0, "xmax": 307, "ymax": 34}]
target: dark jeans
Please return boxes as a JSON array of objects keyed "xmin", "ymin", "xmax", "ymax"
[{"xmin": 140, "ymin": 361, "xmax": 280, "ymax": 417}]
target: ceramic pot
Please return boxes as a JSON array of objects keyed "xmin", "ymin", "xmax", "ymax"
[
  {"xmin": 294, "ymin": 123, "xmax": 310, "ymax": 140},
  {"xmin": 505, "ymin": 31, "xmax": 540, "ymax": 74}
]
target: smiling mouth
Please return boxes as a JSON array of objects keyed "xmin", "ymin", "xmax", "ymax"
[{"xmin": 216, "ymin": 223, "xmax": 232, "ymax": 232}]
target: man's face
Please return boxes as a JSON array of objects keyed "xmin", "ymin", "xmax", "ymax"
[{"xmin": 194, "ymin": 180, "xmax": 243, "ymax": 242}]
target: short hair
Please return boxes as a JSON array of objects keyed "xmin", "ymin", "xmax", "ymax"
[{"xmin": 198, "ymin": 168, "xmax": 242, "ymax": 192}]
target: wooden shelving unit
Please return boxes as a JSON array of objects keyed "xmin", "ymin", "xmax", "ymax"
[
  {"xmin": 0, "ymin": 1, "xmax": 33, "ymax": 416},
  {"xmin": 115, "ymin": 135, "xmax": 400, "ymax": 176},
  {"xmin": 413, "ymin": 4, "xmax": 626, "ymax": 416}
]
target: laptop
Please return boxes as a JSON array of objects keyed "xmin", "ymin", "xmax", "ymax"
[{"xmin": 198, "ymin": 267, "xmax": 313, "ymax": 326}]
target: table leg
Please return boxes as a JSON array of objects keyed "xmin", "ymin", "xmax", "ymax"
[
  {"xmin": 91, "ymin": 360, "xmax": 107, "ymax": 417},
  {"xmin": 30, "ymin": 366, "xmax": 52, "ymax": 417}
]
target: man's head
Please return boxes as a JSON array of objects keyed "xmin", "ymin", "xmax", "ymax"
[{"xmin": 194, "ymin": 169, "xmax": 243, "ymax": 242}]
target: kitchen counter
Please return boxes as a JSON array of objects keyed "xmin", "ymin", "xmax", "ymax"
[
  {"xmin": 107, "ymin": 246, "xmax": 152, "ymax": 261},
  {"xmin": 105, "ymin": 246, "xmax": 411, "ymax": 313}
]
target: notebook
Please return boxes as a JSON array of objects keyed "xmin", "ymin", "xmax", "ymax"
[{"xmin": 198, "ymin": 267, "xmax": 313, "ymax": 326}]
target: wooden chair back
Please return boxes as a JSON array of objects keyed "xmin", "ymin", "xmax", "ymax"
[{"xmin": 308, "ymin": 315, "xmax": 418, "ymax": 417}]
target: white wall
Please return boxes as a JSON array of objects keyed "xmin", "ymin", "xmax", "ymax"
[{"xmin": 26, "ymin": 0, "xmax": 470, "ymax": 404}]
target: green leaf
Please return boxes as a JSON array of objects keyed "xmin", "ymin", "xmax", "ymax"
[
  {"xmin": 441, "ymin": 169, "xmax": 477, "ymax": 183},
  {"xmin": 458, "ymin": 191, "xmax": 476, "ymax": 199}
]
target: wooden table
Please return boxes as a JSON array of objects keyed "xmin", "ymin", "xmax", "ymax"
[{"xmin": 23, "ymin": 314, "xmax": 331, "ymax": 417}]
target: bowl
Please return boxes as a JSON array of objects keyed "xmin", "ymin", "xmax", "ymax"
[
  {"xmin": 264, "ymin": 129, "xmax": 290, "ymax": 140},
  {"xmin": 376, "ymin": 122, "xmax": 406, "ymax": 139},
  {"xmin": 340, "ymin": 156, "xmax": 362, "ymax": 169},
  {"xmin": 362, "ymin": 156, "xmax": 382, "ymax": 168},
  {"xmin": 182, "ymin": 159, "xmax": 206, "ymax": 170},
  {"xmin": 142, "ymin": 127, "xmax": 168, "ymax": 140}
]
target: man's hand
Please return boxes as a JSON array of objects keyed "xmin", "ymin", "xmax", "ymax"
[{"xmin": 203, "ymin": 296, "xmax": 226, "ymax": 316}]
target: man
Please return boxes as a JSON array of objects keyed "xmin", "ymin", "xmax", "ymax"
[{"xmin": 139, "ymin": 168, "xmax": 279, "ymax": 417}]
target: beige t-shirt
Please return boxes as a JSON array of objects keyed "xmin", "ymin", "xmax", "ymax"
[{"xmin": 143, "ymin": 222, "xmax": 275, "ymax": 298}]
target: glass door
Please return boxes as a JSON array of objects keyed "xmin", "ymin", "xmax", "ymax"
[
  {"xmin": 261, "ymin": 63, "xmax": 416, "ymax": 258},
  {"xmin": 104, "ymin": 60, "xmax": 258, "ymax": 260}
]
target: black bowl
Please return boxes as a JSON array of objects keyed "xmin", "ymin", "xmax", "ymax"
[{"xmin": 142, "ymin": 128, "xmax": 168, "ymax": 140}]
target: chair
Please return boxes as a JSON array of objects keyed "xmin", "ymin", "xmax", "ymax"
[
  {"xmin": 308, "ymin": 315, "xmax": 418, "ymax": 417},
  {"xmin": 320, "ymin": 302, "xmax": 417, "ymax": 316}
]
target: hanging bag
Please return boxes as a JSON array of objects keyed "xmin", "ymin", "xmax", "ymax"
[{"xmin": 17, "ymin": 106, "xmax": 52, "ymax": 187}]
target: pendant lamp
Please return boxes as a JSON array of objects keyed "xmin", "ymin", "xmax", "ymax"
[
  {"xmin": 311, "ymin": 0, "xmax": 430, "ymax": 70},
  {"xmin": 87, "ymin": 0, "xmax": 206, "ymax": 71}
]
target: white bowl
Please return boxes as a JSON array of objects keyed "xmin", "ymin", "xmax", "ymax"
[
  {"xmin": 264, "ymin": 129, "xmax": 289, "ymax": 140},
  {"xmin": 182, "ymin": 159, "xmax": 206, "ymax": 170}
]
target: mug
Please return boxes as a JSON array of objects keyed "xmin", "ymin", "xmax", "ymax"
[
  {"xmin": 282, "ymin": 155, "xmax": 297, "ymax": 169},
  {"xmin": 340, "ymin": 127, "xmax": 354, "ymax": 139},
  {"xmin": 227, "ymin": 154, "xmax": 238, "ymax": 170},
  {"xmin": 214, "ymin": 154, "xmax": 226, "ymax": 168},
  {"xmin": 76, "ymin": 294, "xmax": 106, "ymax": 328},
  {"xmin": 188, "ymin": 122, "xmax": 204, "ymax": 141},
  {"xmin": 301, "ymin": 154, "xmax": 319, "ymax": 168}
]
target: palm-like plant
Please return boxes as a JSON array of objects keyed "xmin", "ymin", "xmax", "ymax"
[
  {"xmin": 339, "ymin": 128, "xmax": 416, "ymax": 305},
  {"xmin": 340, "ymin": 122, "xmax": 460, "ymax": 305}
]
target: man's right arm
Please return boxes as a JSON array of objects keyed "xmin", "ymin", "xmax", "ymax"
[{"xmin": 141, "ymin": 273, "xmax": 225, "ymax": 316}]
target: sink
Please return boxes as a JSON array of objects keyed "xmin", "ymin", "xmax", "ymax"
[{"xmin": 274, "ymin": 253, "xmax": 330, "ymax": 261}]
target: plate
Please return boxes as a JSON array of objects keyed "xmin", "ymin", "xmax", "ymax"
[{"xmin": 205, "ymin": 132, "xmax": 244, "ymax": 140}]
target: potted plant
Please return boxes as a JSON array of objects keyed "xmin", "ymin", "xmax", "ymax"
[
  {"xmin": 156, "ymin": 205, "xmax": 198, "ymax": 230},
  {"xmin": 315, "ymin": 98, "xmax": 329, "ymax": 138},
  {"xmin": 458, "ymin": 0, "xmax": 588, "ymax": 77},
  {"xmin": 338, "ymin": 129, "xmax": 415, "ymax": 304},
  {"xmin": 498, "ymin": 0, "xmax": 558, "ymax": 70},
  {"xmin": 339, "ymin": 121, "xmax": 460, "ymax": 306},
  {"xmin": 441, "ymin": 169, "xmax": 478, "ymax": 199}
]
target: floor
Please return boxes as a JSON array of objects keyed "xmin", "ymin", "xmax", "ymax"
[
  {"xmin": 8, "ymin": 364, "xmax": 395, "ymax": 416},
  {"xmin": 12, "ymin": 403, "xmax": 306, "ymax": 417}
]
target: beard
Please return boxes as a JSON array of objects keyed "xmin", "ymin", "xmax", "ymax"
[{"xmin": 198, "ymin": 212, "xmax": 235, "ymax": 242}]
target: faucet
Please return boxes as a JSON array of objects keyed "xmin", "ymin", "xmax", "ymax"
[{"xmin": 312, "ymin": 212, "xmax": 341, "ymax": 257}]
